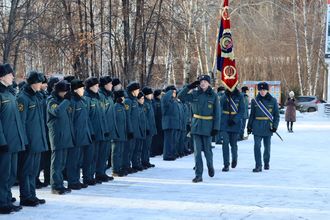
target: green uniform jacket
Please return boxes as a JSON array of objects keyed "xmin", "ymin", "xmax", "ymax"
[
  {"xmin": 136, "ymin": 103, "xmax": 146, "ymax": 139},
  {"xmin": 178, "ymin": 86, "xmax": 220, "ymax": 136},
  {"xmin": 113, "ymin": 103, "xmax": 127, "ymax": 142},
  {"xmin": 71, "ymin": 93, "xmax": 93, "ymax": 146},
  {"xmin": 247, "ymin": 93, "xmax": 280, "ymax": 137},
  {"xmin": 161, "ymin": 90, "xmax": 180, "ymax": 130},
  {"xmin": 144, "ymin": 99, "xmax": 157, "ymax": 136},
  {"xmin": 242, "ymin": 93, "xmax": 249, "ymax": 120},
  {"xmin": 124, "ymin": 93, "xmax": 140, "ymax": 138},
  {"xmin": 99, "ymin": 88, "xmax": 116, "ymax": 140},
  {"xmin": 84, "ymin": 89, "xmax": 108, "ymax": 141},
  {"xmin": 47, "ymin": 92, "xmax": 74, "ymax": 150},
  {"xmin": 0, "ymin": 83, "xmax": 25, "ymax": 152},
  {"xmin": 220, "ymin": 89, "xmax": 245, "ymax": 133},
  {"xmin": 17, "ymin": 86, "xmax": 48, "ymax": 152}
]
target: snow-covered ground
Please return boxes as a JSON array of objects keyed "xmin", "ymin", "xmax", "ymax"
[{"xmin": 2, "ymin": 113, "xmax": 330, "ymax": 220}]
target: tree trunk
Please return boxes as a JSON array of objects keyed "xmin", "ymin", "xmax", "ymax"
[{"xmin": 293, "ymin": 0, "xmax": 304, "ymax": 96}]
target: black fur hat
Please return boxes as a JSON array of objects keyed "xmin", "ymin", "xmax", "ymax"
[
  {"xmin": 127, "ymin": 82, "xmax": 140, "ymax": 92},
  {"xmin": 27, "ymin": 71, "xmax": 44, "ymax": 85},
  {"xmin": 114, "ymin": 90, "xmax": 125, "ymax": 100},
  {"xmin": 217, "ymin": 86, "xmax": 225, "ymax": 93},
  {"xmin": 257, "ymin": 82, "xmax": 269, "ymax": 91},
  {"xmin": 198, "ymin": 74, "xmax": 211, "ymax": 84},
  {"xmin": 71, "ymin": 79, "xmax": 84, "ymax": 91},
  {"xmin": 142, "ymin": 87, "xmax": 153, "ymax": 96},
  {"xmin": 85, "ymin": 77, "xmax": 99, "ymax": 89},
  {"xmin": 241, "ymin": 86, "xmax": 249, "ymax": 93},
  {"xmin": 99, "ymin": 76, "xmax": 112, "ymax": 87},
  {"xmin": 112, "ymin": 78, "xmax": 121, "ymax": 87},
  {"xmin": 165, "ymin": 85, "xmax": 176, "ymax": 92},
  {"xmin": 137, "ymin": 91, "xmax": 144, "ymax": 100},
  {"xmin": 55, "ymin": 80, "xmax": 71, "ymax": 92},
  {"xmin": 0, "ymin": 63, "xmax": 15, "ymax": 77},
  {"xmin": 63, "ymin": 75, "xmax": 75, "ymax": 83},
  {"xmin": 154, "ymin": 89, "xmax": 162, "ymax": 97}
]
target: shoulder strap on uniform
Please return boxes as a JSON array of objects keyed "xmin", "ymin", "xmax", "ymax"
[
  {"xmin": 253, "ymin": 98, "xmax": 273, "ymax": 122},
  {"xmin": 227, "ymin": 97, "xmax": 238, "ymax": 113}
]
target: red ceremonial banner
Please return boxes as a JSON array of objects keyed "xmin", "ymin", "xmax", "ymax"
[{"xmin": 216, "ymin": 0, "xmax": 238, "ymax": 91}]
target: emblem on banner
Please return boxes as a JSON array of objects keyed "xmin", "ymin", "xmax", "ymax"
[{"xmin": 223, "ymin": 65, "xmax": 237, "ymax": 80}]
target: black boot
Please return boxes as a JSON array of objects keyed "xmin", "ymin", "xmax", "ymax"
[
  {"xmin": 208, "ymin": 167, "xmax": 215, "ymax": 177},
  {"xmin": 252, "ymin": 166, "xmax": 262, "ymax": 172},
  {"xmin": 231, "ymin": 160, "xmax": 237, "ymax": 168},
  {"xmin": 20, "ymin": 198, "xmax": 39, "ymax": 207},
  {"xmin": 222, "ymin": 166, "xmax": 229, "ymax": 172},
  {"xmin": 264, "ymin": 164, "xmax": 270, "ymax": 170},
  {"xmin": 0, "ymin": 206, "xmax": 12, "ymax": 214},
  {"xmin": 51, "ymin": 188, "xmax": 66, "ymax": 195},
  {"xmin": 192, "ymin": 176, "xmax": 203, "ymax": 183}
]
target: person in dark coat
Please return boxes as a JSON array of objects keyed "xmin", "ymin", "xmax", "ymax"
[
  {"xmin": 239, "ymin": 86, "xmax": 249, "ymax": 140},
  {"xmin": 151, "ymin": 89, "xmax": 164, "ymax": 156},
  {"xmin": 161, "ymin": 85, "xmax": 181, "ymax": 161},
  {"xmin": 47, "ymin": 80, "xmax": 75, "ymax": 194},
  {"xmin": 84, "ymin": 77, "xmax": 110, "ymax": 183},
  {"xmin": 178, "ymin": 75, "xmax": 221, "ymax": 183},
  {"xmin": 247, "ymin": 82, "xmax": 280, "ymax": 172},
  {"xmin": 66, "ymin": 79, "xmax": 92, "ymax": 189},
  {"xmin": 216, "ymin": 86, "xmax": 225, "ymax": 144},
  {"xmin": 141, "ymin": 87, "xmax": 156, "ymax": 168},
  {"xmin": 99, "ymin": 76, "xmax": 116, "ymax": 172},
  {"xmin": 132, "ymin": 92, "xmax": 147, "ymax": 171},
  {"xmin": 220, "ymin": 87, "xmax": 245, "ymax": 172},
  {"xmin": 17, "ymin": 71, "xmax": 48, "ymax": 206},
  {"xmin": 112, "ymin": 90, "xmax": 127, "ymax": 177},
  {"xmin": 285, "ymin": 91, "xmax": 296, "ymax": 133},
  {"xmin": 36, "ymin": 75, "xmax": 51, "ymax": 189},
  {"xmin": 123, "ymin": 82, "xmax": 140, "ymax": 173},
  {"xmin": 0, "ymin": 64, "xmax": 25, "ymax": 214}
]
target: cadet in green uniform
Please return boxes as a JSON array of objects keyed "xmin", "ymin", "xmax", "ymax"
[
  {"xmin": 216, "ymin": 86, "xmax": 225, "ymax": 144},
  {"xmin": 123, "ymin": 82, "xmax": 140, "ymax": 173},
  {"xmin": 0, "ymin": 64, "xmax": 25, "ymax": 214},
  {"xmin": 66, "ymin": 79, "xmax": 91, "ymax": 189},
  {"xmin": 36, "ymin": 75, "xmax": 51, "ymax": 189},
  {"xmin": 247, "ymin": 82, "xmax": 279, "ymax": 172},
  {"xmin": 151, "ymin": 89, "xmax": 163, "ymax": 156},
  {"xmin": 178, "ymin": 75, "xmax": 220, "ymax": 183},
  {"xmin": 161, "ymin": 86, "xmax": 180, "ymax": 161},
  {"xmin": 47, "ymin": 80, "xmax": 74, "ymax": 194},
  {"xmin": 17, "ymin": 71, "xmax": 47, "ymax": 206},
  {"xmin": 84, "ymin": 77, "xmax": 109, "ymax": 182},
  {"xmin": 132, "ymin": 92, "xmax": 147, "ymax": 171},
  {"xmin": 220, "ymin": 88, "xmax": 245, "ymax": 172},
  {"xmin": 98, "ymin": 76, "xmax": 115, "ymax": 180},
  {"xmin": 141, "ymin": 87, "xmax": 156, "ymax": 168},
  {"xmin": 239, "ymin": 86, "xmax": 249, "ymax": 140},
  {"xmin": 112, "ymin": 90, "xmax": 127, "ymax": 177}
]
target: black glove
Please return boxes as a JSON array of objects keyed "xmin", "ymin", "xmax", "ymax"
[
  {"xmin": 227, "ymin": 119, "xmax": 235, "ymax": 127},
  {"xmin": 104, "ymin": 132, "xmax": 110, "ymax": 137},
  {"xmin": 270, "ymin": 127, "xmax": 277, "ymax": 133},
  {"xmin": 186, "ymin": 125, "xmax": 191, "ymax": 132},
  {"xmin": 187, "ymin": 81, "xmax": 200, "ymax": 90},
  {"xmin": 91, "ymin": 134, "xmax": 96, "ymax": 141},
  {"xmin": 127, "ymin": 132, "xmax": 134, "ymax": 140},
  {"xmin": 146, "ymin": 130, "xmax": 150, "ymax": 136},
  {"xmin": 64, "ymin": 92, "xmax": 71, "ymax": 100},
  {"xmin": 0, "ymin": 145, "xmax": 9, "ymax": 153},
  {"xmin": 211, "ymin": 129, "xmax": 218, "ymax": 136},
  {"xmin": 116, "ymin": 97, "xmax": 123, "ymax": 103},
  {"xmin": 247, "ymin": 127, "xmax": 252, "ymax": 135}
]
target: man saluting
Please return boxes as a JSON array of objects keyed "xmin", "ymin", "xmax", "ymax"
[{"xmin": 178, "ymin": 75, "xmax": 220, "ymax": 183}]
